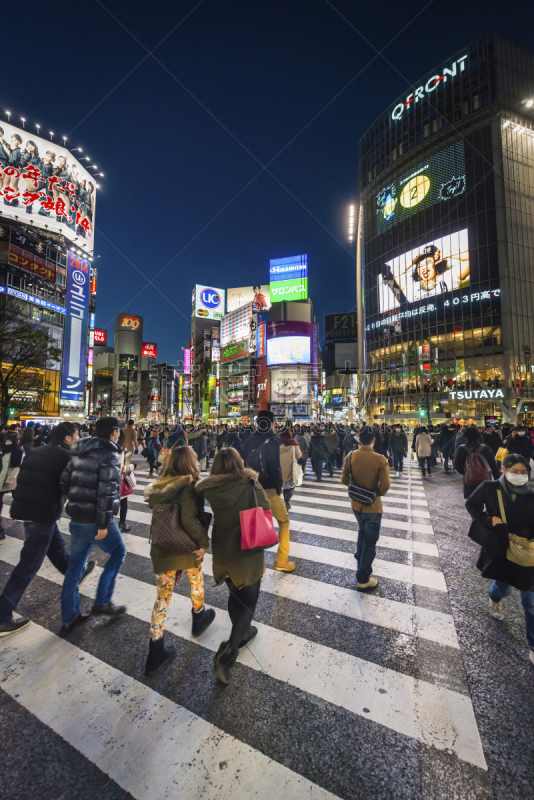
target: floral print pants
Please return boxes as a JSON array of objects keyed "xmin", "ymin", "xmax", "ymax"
[{"xmin": 150, "ymin": 567, "xmax": 205, "ymax": 641}]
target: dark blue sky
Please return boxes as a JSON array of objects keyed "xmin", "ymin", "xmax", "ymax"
[{"xmin": 3, "ymin": 1, "xmax": 534, "ymax": 364}]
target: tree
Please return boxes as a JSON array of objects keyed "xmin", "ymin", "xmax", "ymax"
[
  {"xmin": 110, "ymin": 383, "xmax": 141, "ymax": 417},
  {"xmin": 0, "ymin": 297, "xmax": 62, "ymax": 423}
]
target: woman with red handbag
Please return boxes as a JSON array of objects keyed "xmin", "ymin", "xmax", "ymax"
[{"xmin": 196, "ymin": 448, "xmax": 271, "ymax": 685}]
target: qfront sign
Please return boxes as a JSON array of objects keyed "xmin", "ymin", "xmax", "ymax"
[
  {"xmin": 391, "ymin": 55, "xmax": 468, "ymax": 122},
  {"xmin": 449, "ymin": 389, "xmax": 505, "ymax": 400}
]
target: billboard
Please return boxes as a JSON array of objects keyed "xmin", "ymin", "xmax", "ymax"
[
  {"xmin": 267, "ymin": 321, "xmax": 313, "ymax": 338},
  {"xmin": 221, "ymin": 338, "xmax": 248, "ymax": 363},
  {"xmin": 94, "ymin": 328, "xmax": 107, "ymax": 344},
  {"xmin": 184, "ymin": 348, "xmax": 191, "ymax": 374},
  {"xmin": 257, "ymin": 322, "xmax": 266, "ymax": 358},
  {"xmin": 227, "ymin": 285, "xmax": 271, "ymax": 313},
  {"xmin": 379, "ymin": 229, "xmax": 469, "ymax": 313},
  {"xmin": 270, "ymin": 278, "xmax": 308, "ymax": 303},
  {"xmin": 60, "ymin": 253, "xmax": 90, "ymax": 403},
  {"xmin": 269, "ymin": 254, "xmax": 308, "ymax": 282},
  {"xmin": 324, "ymin": 313, "xmax": 357, "ymax": 341},
  {"xmin": 118, "ymin": 314, "xmax": 141, "ymax": 330},
  {"xmin": 221, "ymin": 302, "xmax": 253, "ymax": 345},
  {"xmin": 270, "ymin": 368, "xmax": 309, "ymax": 403},
  {"xmin": 118, "ymin": 354, "xmax": 138, "ymax": 382},
  {"xmin": 0, "ymin": 121, "xmax": 97, "ymax": 254},
  {"xmin": 267, "ymin": 337, "xmax": 311, "ymax": 366},
  {"xmin": 375, "ymin": 141, "xmax": 465, "ymax": 235},
  {"xmin": 211, "ymin": 328, "xmax": 220, "ymax": 363},
  {"xmin": 142, "ymin": 342, "xmax": 157, "ymax": 357},
  {"xmin": 193, "ymin": 284, "xmax": 225, "ymax": 320}
]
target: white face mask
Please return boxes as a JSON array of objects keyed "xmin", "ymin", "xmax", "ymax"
[
  {"xmin": 505, "ymin": 472, "xmax": 529, "ymax": 486},
  {"xmin": 517, "ymin": 431, "xmax": 526, "ymax": 436},
  {"xmin": 395, "ymin": 428, "xmax": 401, "ymax": 432}
]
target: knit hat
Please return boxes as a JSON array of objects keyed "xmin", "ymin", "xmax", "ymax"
[
  {"xmin": 172, "ymin": 424, "xmax": 183, "ymax": 434},
  {"xmin": 256, "ymin": 410, "xmax": 274, "ymax": 433}
]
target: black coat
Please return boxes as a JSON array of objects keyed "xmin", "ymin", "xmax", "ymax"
[
  {"xmin": 503, "ymin": 434, "xmax": 534, "ymax": 461},
  {"xmin": 11, "ymin": 443, "xmax": 72, "ymax": 523},
  {"xmin": 242, "ymin": 429, "xmax": 283, "ymax": 493},
  {"xmin": 60, "ymin": 437, "xmax": 121, "ymax": 528},
  {"xmin": 454, "ymin": 443, "xmax": 500, "ymax": 483},
  {"xmin": 483, "ymin": 431, "xmax": 502, "ymax": 455},
  {"xmin": 465, "ymin": 479, "xmax": 534, "ymax": 591}
]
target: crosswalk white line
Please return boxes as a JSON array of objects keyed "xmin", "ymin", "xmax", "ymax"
[
  {"xmin": 287, "ymin": 520, "xmax": 439, "ymax": 556},
  {"xmin": 288, "ymin": 504, "xmax": 434, "ymax": 534},
  {"xmin": 288, "ymin": 495, "xmax": 431, "ymax": 519},
  {"xmin": 295, "ymin": 485, "xmax": 428, "ymax": 503},
  {"xmin": 37, "ymin": 524, "xmax": 455, "ymax": 647},
  {"xmin": 0, "ymin": 537, "xmax": 484, "ymax": 767},
  {"xmin": 0, "ymin": 622, "xmax": 338, "ymax": 800}
]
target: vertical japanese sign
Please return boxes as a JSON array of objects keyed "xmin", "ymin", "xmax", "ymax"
[
  {"xmin": 61, "ymin": 253, "xmax": 90, "ymax": 402},
  {"xmin": 312, "ymin": 323, "xmax": 319, "ymax": 378},
  {"xmin": 184, "ymin": 348, "xmax": 191, "ymax": 374}
]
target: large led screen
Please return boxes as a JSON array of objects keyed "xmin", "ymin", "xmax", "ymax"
[
  {"xmin": 267, "ymin": 336, "xmax": 311, "ymax": 366},
  {"xmin": 269, "ymin": 254, "xmax": 308, "ymax": 282},
  {"xmin": 227, "ymin": 285, "xmax": 271, "ymax": 312},
  {"xmin": 379, "ymin": 229, "xmax": 469, "ymax": 313},
  {"xmin": 270, "ymin": 368, "xmax": 308, "ymax": 403},
  {"xmin": 0, "ymin": 121, "xmax": 97, "ymax": 254},
  {"xmin": 375, "ymin": 141, "xmax": 465, "ymax": 234}
]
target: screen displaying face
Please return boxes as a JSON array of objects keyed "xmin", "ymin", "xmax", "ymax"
[{"xmin": 378, "ymin": 229, "xmax": 469, "ymax": 312}]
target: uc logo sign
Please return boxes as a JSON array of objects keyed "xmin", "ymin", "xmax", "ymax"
[
  {"xmin": 200, "ymin": 288, "xmax": 221, "ymax": 310},
  {"xmin": 122, "ymin": 316, "xmax": 140, "ymax": 329}
]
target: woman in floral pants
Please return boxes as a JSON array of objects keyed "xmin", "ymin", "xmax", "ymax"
[{"xmin": 144, "ymin": 447, "xmax": 216, "ymax": 676}]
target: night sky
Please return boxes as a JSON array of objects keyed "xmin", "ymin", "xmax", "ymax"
[{"xmin": 3, "ymin": 1, "xmax": 533, "ymax": 365}]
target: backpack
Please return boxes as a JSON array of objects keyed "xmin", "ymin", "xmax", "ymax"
[
  {"xmin": 246, "ymin": 439, "xmax": 270, "ymax": 483},
  {"xmin": 463, "ymin": 445, "xmax": 492, "ymax": 487}
]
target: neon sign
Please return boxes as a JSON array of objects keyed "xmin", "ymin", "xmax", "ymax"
[{"xmin": 391, "ymin": 55, "xmax": 468, "ymax": 122}]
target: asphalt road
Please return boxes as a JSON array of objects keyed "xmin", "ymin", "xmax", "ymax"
[{"xmin": 0, "ymin": 455, "xmax": 532, "ymax": 800}]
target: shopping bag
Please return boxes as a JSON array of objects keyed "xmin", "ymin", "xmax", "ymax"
[
  {"xmin": 240, "ymin": 480, "xmax": 278, "ymax": 551},
  {"xmin": 411, "ymin": 450, "xmax": 415, "ymax": 460},
  {"xmin": 495, "ymin": 447, "xmax": 508, "ymax": 462}
]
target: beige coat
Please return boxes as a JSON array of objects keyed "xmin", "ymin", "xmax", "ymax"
[
  {"xmin": 123, "ymin": 426, "xmax": 138, "ymax": 453},
  {"xmin": 340, "ymin": 445, "xmax": 390, "ymax": 514},
  {"xmin": 279, "ymin": 443, "xmax": 302, "ymax": 483},
  {"xmin": 415, "ymin": 432, "xmax": 434, "ymax": 458}
]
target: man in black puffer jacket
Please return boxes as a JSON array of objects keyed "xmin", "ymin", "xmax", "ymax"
[
  {"xmin": 0, "ymin": 422, "xmax": 95, "ymax": 637},
  {"xmin": 59, "ymin": 417, "xmax": 127, "ymax": 636}
]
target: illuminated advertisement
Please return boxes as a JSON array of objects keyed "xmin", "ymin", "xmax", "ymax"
[
  {"xmin": 94, "ymin": 328, "xmax": 107, "ymax": 344},
  {"xmin": 270, "ymin": 278, "xmax": 308, "ymax": 303},
  {"xmin": 142, "ymin": 342, "xmax": 157, "ymax": 357},
  {"xmin": 376, "ymin": 142, "xmax": 465, "ymax": 234},
  {"xmin": 0, "ymin": 285, "xmax": 65, "ymax": 314},
  {"xmin": 119, "ymin": 314, "xmax": 141, "ymax": 330},
  {"xmin": 0, "ymin": 121, "xmax": 97, "ymax": 254},
  {"xmin": 227, "ymin": 285, "xmax": 271, "ymax": 312},
  {"xmin": 390, "ymin": 55, "xmax": 468, "ymax": 123},
  {"xmin": 221, "ymin": 302, "xmax": 253, "ymax": 345},
  {"xmin": 60, "ymin": 253, "xmax": 90, "ymax": 402},
  {"xmin": 379, "ymin": 229, "xmax": 469, "ymax": 313},
  {"xmin": 221, "ymin": 338, "xmax": 248, "ymax": 363},
  {"xmin": 257, "ymin": 322, "xmax": 266, "ymax": 358},
  {"xmin": 118, "ymin": 354, "xmax": 138, "ymax": 382},
  {"xmin": 269, "ymin": 254, "xmax": 308, "ymax": 282},
  {"xmin": 270, "ymin": 368, "xmax": 309, "ymax": 403},
  {"xmin": 267, "ymin": 337, "xmax": 311, "ymax": 366},
  {"xmin": 184, "ymin": 348, "xmax": 191, "ymax": 374},
  {"xmin": 324, "ymin": 313, "xmax": 357, "ymax": 341},
  {"xmin": 211, "ymin": 328, "xmax": 220, "ymax": 363},
  {"xmin": 193, "ymin": 284, "xmax": 225, "ymax": 320}
]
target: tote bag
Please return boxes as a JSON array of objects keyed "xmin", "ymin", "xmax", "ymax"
[
  {"xmin": 497, "ymin": 489, "xmax": 534, "ymax": 568},
  {"xmin": 240, "ymin": 480, "xmax": 278, "ymax": 551}
]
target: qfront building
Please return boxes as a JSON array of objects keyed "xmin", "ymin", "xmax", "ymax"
[{"xmin": 358, "ymin": 33, "xmax": 534, "ymax": 425}]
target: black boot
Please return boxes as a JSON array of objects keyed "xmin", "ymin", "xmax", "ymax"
[
  {"xmin": 144, "ymin": 635, "xmax": 176, "ymax": 676},
  {"xmin": 213, "ymin": 641, "xmax": 239, "ymax": 685},
  {"xmin": 191, "ymin": 606, "xmax": 215, "ymax": 637}
]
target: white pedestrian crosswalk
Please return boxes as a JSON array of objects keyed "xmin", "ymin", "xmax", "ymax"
[{"xmin": 0, "ymin": 456, "xmax": 487, "ymax": 798}]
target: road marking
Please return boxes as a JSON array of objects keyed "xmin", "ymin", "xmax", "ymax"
[
  {"xmin": 0, "ymin": 539, "xmax": 484, "ymax": 767},
  {"xmin": 288, "ymin": 504, "xmax": 434, "ymax": 533},
  {"xmin": 289, "ymin": 494, "xmax": 431, "ymax": 519},
  {"xmin": 0, "ymin": 623, "xmax": 339, "ymax": 800}
]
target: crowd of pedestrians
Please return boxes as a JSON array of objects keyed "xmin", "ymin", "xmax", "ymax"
[{"xmin": 0, "ymin": 414, "xmax": 532, "ymax": 680}]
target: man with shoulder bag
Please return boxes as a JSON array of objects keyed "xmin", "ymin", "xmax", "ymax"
[{"xmin": 341, "ymin": 426, "xmax": 391, "ymax": 592}]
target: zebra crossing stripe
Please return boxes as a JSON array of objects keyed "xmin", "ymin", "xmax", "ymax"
[
  {"xmin": 0, "ymin": 622, "xmax": 339, "ymax": 800},
  {"xmin": 0, "ymin": 536, "xmax": 484, "ymax": 767}
]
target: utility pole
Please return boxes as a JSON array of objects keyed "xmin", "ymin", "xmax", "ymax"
[{"xmin": 126, "ymin": 368, "xmax": 131, "ymax": 421}]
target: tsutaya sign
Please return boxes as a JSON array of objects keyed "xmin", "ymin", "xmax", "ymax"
[
  {"xmin": 391, "ymin": 55, "xmax": 468, "ymax": 122},
  {"xmin": 449, "ymin": 389, "xmax": 505, "ymax": 400}
]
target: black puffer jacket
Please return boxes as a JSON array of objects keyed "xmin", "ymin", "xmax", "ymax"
[
  {"xmin": 60, "ymin": 437, "xmax": 120, "ymax": 528},
  {"xmin": 11, "ymin": 443, "xmax": 72, "ymax": 522},
  {"xmin": 242, "ymin": 429, "xmax": 283, "ymax": 493}
]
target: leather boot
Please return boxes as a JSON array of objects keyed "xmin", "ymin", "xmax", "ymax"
[
  {"xmin": 144, "ymin": 634, "xmax": 176, "ymax": 676},
  {"xmin": 191, "ymin": 606, "xmax": 215, "ymax": 637},
  {"xmin": 213, "ymin": 642, "xmax": 239, "ymax": 685}
]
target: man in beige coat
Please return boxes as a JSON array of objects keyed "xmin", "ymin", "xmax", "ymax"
[
  {"xmin": 123, "ymin": 420, "xmax": 138, "ymax": 464},
  {"xmin": 341, "ymin": 426, "xmax": 390, "ymax": 592}
]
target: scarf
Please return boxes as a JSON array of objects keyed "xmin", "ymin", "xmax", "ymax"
[
  {"xmin": 498, "ymin": 473, "xmax": 533, "ymax": 497},
  {"xmin": 279, "ymin": 434, "xmax": 299, "ymax": 446}
]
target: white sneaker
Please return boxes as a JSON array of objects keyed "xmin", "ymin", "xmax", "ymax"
[
  {"xmin": 395, "ymin": 471, "xmax": 400, "ymax": 477},
  {"xmin": 530, "ymin": 650, "xmax": 534, "ymax": 666},
  {"xmin": 488, "ymin": 597, "xmax": 504, "ymax": 620}
]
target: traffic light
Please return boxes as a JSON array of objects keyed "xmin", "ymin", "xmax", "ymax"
[
  {"xmin": 419, "ymin": 408, "xmax": 425, "ymax": 417},
  {"xmin": 523, "ymin": 404, "xmax": 528, "ymax": 413}
]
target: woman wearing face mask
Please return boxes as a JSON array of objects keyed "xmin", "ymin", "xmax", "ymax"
[
  {"xmin": 466, "ymin": 454, "xmax": 534, "ymax": 666},
  {"xmin": 389, "ymin": 425, "xmax": 408, "ymax": 478},
  {"xmin": 503, "ymin": 426, "xmax": 534, "ymax": 462}
]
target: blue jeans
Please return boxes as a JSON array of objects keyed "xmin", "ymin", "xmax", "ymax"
[
  {"xmin": 353, "ymin": 511, "xmax": 382, "ymax": 584},
  {"xmin": 489, "ymin": 580, "xmax": 534, "ymax": 650},
  {"xmin": 311, "ymin": 458, "xmax": 323, "ymax": 481},
  {"xmin": 61, "ymin": 520, "xmax": 126, "ymax": 625},
  {"xmin": 0, "ymin": 521, "xmax": 70, "ymax": 622}
]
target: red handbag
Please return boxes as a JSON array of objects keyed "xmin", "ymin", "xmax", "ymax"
[
  {"xmin": 240, "ymin": 480, "xmax": 279, "ymax": 551},
  {"xmin": 120, "ymin": 478, "xmax": 133, "ymax": 498}
]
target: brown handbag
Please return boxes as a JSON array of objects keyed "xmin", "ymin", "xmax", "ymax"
[{"xmin": 149, "ymin": 503, "xmax": 199, "ymax": 554}]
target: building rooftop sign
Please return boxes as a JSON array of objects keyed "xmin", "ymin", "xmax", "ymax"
[{"xmin": 391, "ymin": 55, "xmax": 468, "ymax": 122}]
